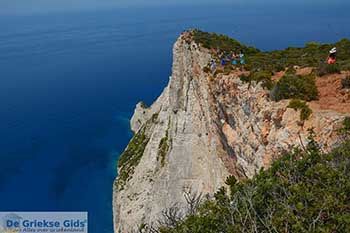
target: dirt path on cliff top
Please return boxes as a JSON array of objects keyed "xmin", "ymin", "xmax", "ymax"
[{"xmin": 271, "ymin": 68, "xmax": 350, "ymax": 113}]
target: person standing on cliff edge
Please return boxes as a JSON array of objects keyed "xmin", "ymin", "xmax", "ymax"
[
  {"xmin": 239, "ymin": 51, "xmax": 245, "ymax": 65},
  {"xmin": 210, "ymin": 59, "xmax": 217, "ymax": 73},
  {"xmin": 327, "ymin": 47, "xmax": 337, "ymax": 64}
]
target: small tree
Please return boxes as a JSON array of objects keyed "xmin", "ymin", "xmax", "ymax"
[
  {"xmin": 338, "ymin": 117, "xmax": 350, "ymax": 140},
  {"xmin": 271, "ymin": 74, "xmax": 318, "ymax": 101},
  {"xmin": 287, "ymin": 99, "xmax": 313, "ymax": 121},
  {"xmin": 316, "ymin": 63, "xmax": 341, "ymax": 76},
  {"xmin": 341, "ymin": 76, "xmax": 350, "ymax": 89}
]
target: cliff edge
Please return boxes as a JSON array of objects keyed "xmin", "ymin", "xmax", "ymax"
[{"xmin": 113, "ymin": 31, "xmax": 350, "ymax": 232}]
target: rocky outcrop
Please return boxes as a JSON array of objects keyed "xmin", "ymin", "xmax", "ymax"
[{"xmin": 113, "ymin": 33, "xmax": 349, "ymax": 232}]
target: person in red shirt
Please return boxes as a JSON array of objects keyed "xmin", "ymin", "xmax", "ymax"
[{"xmin": 327, "ymin": 47, "xmax": 337, "ymax": 64}]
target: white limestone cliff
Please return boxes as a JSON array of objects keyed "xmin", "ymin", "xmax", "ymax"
[{"xmin": 113, "ymin": 33, "xmax": 348, "ymax": 232}]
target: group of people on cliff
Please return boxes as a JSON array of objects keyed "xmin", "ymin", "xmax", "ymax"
[
  {"xmin": 221, "ymin": 50, "xmax": 246, "ymax": 66},
  {"xmin": 209, "ymin": 46, "xmax": 338, "ymax": 73},
  {"xmin": 210, "ymin": 50, "xmax": 246, "ymax": 72}
]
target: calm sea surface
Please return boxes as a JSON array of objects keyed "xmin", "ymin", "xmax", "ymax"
[{"xmin": 0, "ymin": 4, "xmax": 349, "ymax": 233}]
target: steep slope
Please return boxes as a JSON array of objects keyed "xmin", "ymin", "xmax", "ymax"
[{"xmin": 113, "ymin": 32, "xmax": 349, "ymax": 232}]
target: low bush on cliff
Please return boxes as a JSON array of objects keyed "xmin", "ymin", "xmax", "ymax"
[
  {"xmin": 116, "ymin": 126, "xmax": 150, "ymax": 190},
  {"xmin": 156, "ymin": 136, "xmax": 350, "ymax": 233},
  {"xmin": 249, "ymin": 38, "xmax": 350, "ymax": 72},
  {"xmin": 335, "ymin": 39, "xmax": 350, "ymax": 71},
  {"xmin": 338, "ymin": 117, "xmax": 350, "ymax": 139},
  {"xmin": 287, "ymin": 99, "xmax": 312, "ymax": 121},
  {"xmin": 270, "ymin": 74, "xmax": 318, "ymax": 101},
  {"xmin": 316, "ymin": 63, "xmax": 341, "ymax": 76},
  {"xmin": 240, "ymin": 70, "xmax": 274, "ymax": 90},
  {"xmin": 157, "ymin": 122, "xmax": 171, "ymax": 167},
  {"xmin": 116, "ymin": 113, "xmax": 160, "ymax": 190},
  {"xmin": 342, "ymin": 76, "xmax": 350, "ymax": 89}
]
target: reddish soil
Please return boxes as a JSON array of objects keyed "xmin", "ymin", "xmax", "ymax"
[
  {"xmin": 271, "ymin": 71, "xmax": 285, "ymax": 81},
  {"xmin": 269, "ymin": 67, "xmax": 349, "ymax": 113},
  {"xmin": 310, "ymin": 71, "xmax": 350, "ymax": 113},
  {"xmin": 271, "ymin": 67, "xmax": 313, "ymax": 81}
]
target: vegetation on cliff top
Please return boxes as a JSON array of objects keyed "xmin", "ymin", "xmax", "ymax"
[
  {"xmin": 271, "ymin": 74, "xmax": 319, "ymax": 102},
  {"xmin": 194, "ymin": 30, "xmax": 348, "ymax": 104},
  {"xmin": 192, "ymin": 30, "xmax": 259, "ymax": 55},
  {"xmin": 193, "ymin": 30, "xmax": 350, "ymax": 73},
  {"xmin": 151, "ymin": 129, "xmax": 350, "ymax": 233}
]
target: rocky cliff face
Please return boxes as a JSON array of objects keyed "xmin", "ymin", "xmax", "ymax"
[{"xmin": 113, "ymin": 33, "xmax": 348, "ymax": 232}]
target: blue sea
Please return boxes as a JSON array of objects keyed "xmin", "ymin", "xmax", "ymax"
[{"xmin": 0, "ymin": 3, "xmax": 350, "ymax": 233}]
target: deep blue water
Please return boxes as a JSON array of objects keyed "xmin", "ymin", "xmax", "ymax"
[{"xmin": 0, "ymin": 3, "xmax": 350, "ymax": 233}]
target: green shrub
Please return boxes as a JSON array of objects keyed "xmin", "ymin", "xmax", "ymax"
[
  {"xmin": 240, "ymin": 70, "xmax": 274, "ymax": 89},
  {"xmin": 335, "ymin": 38, "xmax": 350, "ymax": 61},
  {"xmin": 157, "ymin": 138, "xmax": 350, "ymax": 233},
  {"xmin": 287, "ymin": 99, "xmax": 313, "ymax": 121},
  {"xmin": 343, "ymin": 117, "xmax": 350, "ymax": 131},
  {"xmin": 157, "ymin": 127, "xmax": 170, "ymax": 167},
  {"xmin": 344, "ymin": 116, "xmax": 350, "ymax": 128},
  {"xmin": 274, "ymin": 63, "xmax": 285, "ymax": 72},
  {"xmin": 271, "ymin": 74, "xmax": 318, "ymax": 101},
  {"xmin": 339, "ymin": 59, "xmax": 350, "ymax": 71},
  {"xmin": 341, "ymin": 76, "xmax": 350, "ymax": 89},
  {"xmin": 251, "ymin": 70, "xmax": 272, "ymax": 82},
  {"xmin": 239, "ymin": 73, "xmax": 250, "ymax": 83},
  {"xmin": 316, "ymin": 63, "xmax": 341, "ymax": 76},
  {"xmin": 116, "ymin": 113, "xmax": 160, "ymax": 190},
  {"xmin": 254, "ymin": 71, "xmax": 274, "ymax": 89},
  {"xmin": 116, "ymin": 126, "xmax": 150, "ymax": 190},
  {"xmin": 158, "ymin": 136, "xmax": 169, "ymax": 167},
  {"xmin": 339, "ymin": 117, "xmax": 350, "ymax": 137},
  {"xmin": 285, "ymin": 66, "xmax": 296, "ymax": 75}
]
